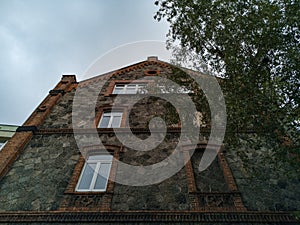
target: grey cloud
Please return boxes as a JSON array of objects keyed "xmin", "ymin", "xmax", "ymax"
[{"xmin": 0, "ymin": 0, "xmax": 169, "ymax": 125}]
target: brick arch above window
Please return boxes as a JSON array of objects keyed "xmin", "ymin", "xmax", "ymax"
[
  {"xmin": 61, "ymin": 145, "xmax": 121, "ymax": 211},
  {"xmin": 64, "ymin": 145, "xmax": 120, "ymax": 194}
]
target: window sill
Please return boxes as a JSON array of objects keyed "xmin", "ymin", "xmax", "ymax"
[{"xmin": 64, "ymin": 191, "xmax": 113, "ymax": 195}]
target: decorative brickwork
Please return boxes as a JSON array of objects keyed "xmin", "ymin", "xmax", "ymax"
[
  {"xmin": 0, "ymin": 132, "xmax": 32, "ymax": 179},
  {"xmin": 183, "ymin": 150, "xmax": 200, "ymax": 210},
  {"xmin": 0, "ymin": 58, "xmax": 299, "ymax": 224},
  {"xmin": 0, "ymin": 211, "xmax": 298, "ymax": 224},
  {"xmin": 24, "ymin": 75, "xmax": 77, "ymax": 127},
  {"xmin": 218, "ymin": 147, "xmax": 247, "ymax": 211},
  {"xmin": 184, "ymin": 145, "xmax": 247, "ymax": 212},
  {"xmin": 61, "ymin": 145, "xmax": 120, "ymax": 211},
  {"xmin": 78, "ymin": 60, "xmax": 171, "ymax": 88},
  {"xmin": 0, "ymin": 75, "xmax": 77, "ymax": 181}
]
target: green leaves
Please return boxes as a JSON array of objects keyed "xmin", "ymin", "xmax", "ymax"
[{"xmin": 154, "ymin": 0, "xmax": 300, "ymax": 165}]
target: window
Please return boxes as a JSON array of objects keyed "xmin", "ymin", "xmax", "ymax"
[
  {"xmin": 112, "ymin": 84, "xmax": 146, "ymax": 94},
  {"xmin": 158, "ymin": 85, "xmax": 193, "ymax": 94},
  {"xmin": 76, "ymin": 154, "xmax": 113, "ymax": 192},
  {"xmin": 98, "ymin": 112, "xmax": 123, "ymax": 128},
  {"xmin": 0, "ymin": 140, "xmax": 7, "ymax": 151}
]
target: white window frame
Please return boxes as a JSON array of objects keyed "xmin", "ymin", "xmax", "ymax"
[
  {"xmin": 158, "ymin": 85, "xmax": 193, "ymax": 94},
  {"xmin": 112, "ymin": 83, "xmax": 146, "ymax": 94},
  {"xmin": 76, "ymin": 155, "xmax": 113, "ymax": 192},
  {"xmin": 98, "ymin": 112, "xmax": 123, "ymax": 128}
]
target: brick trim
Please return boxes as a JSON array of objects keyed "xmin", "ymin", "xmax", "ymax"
[
  {"xmin": 183, "ymin": 150, "xmax": 200, "ymax": 210},
  {"xmin": 24, "ymin": 75, "xmax": 77, "ymax": 127},
  {"xmin": 0, "ymin": 211, "xmax": 297, "ymax": 223},
  {"xmin": 0, "ymin": 75, "xmax": 77, "ymax": 180},
  {"xmin": 0, "ymin": 132, "xmax": 32, "ymax": 179},
  {"xmin": 218, "ymin": 146, "xmax": 247, "ymax": 211},
  {"xmin": 63, "ymin": 156, "xmax": 86, "ymax": 194},
  {"xmin": 61, "ymin": 145, "xmax": 121, "ymax": 211},
  {"xmin": 183, "ymin": 152, "xmax": 193, "ymax": 175},
  {"xmin": 79, "ymin": 60, "xmax": 172, "ymax": 88},
  {"xmin": 182, "ymin": 145, "xmax": 247, "ymax": 212}
]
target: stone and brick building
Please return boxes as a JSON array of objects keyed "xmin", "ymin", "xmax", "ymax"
[{"xmin": 0, "ymin": 57, "xmax": 299, "ymax": 224}]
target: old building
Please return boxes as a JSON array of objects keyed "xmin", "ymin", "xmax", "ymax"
[{"xmin": 0, "ymin": 57, "xmax": 299, "ymax": 224}]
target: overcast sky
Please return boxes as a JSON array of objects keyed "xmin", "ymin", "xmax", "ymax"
[{"xmin": 0, "ymin": 0, "xmax": 170, "ymax": 125}]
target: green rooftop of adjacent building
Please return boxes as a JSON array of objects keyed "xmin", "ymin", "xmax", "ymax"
[{"xmin": 0, "ymin": 124, "xmax": 18, "ymax": 150}]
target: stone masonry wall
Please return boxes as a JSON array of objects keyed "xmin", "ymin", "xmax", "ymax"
[
  {"xmin": 0, "ymin": 132, "xmax": 194, "ymax": 211},
  {"xmin": 192, "ymin": 151, "xmax": 228, "ymax": 192},
  {"xmin": 40, "ymin": 63, "xmax": 195, "ymax": 129},
  {"xmin": 111, "ymin": 168, "xmax": 190, "ymax": 210},
  {"xmin": 1, "ymin": 60, "xmax": 299, "ymax": 215},
  {"xmin": 40, "ymin": 91, "xmax": 75, "ymax": 129},
  {"xmin": 225, "ymin": 134, "xmax": 300, "ymax": 211},
  {"xmin": 0, "ymin": 134, "xmax": 80, "ymax": 211},
  {"xmin": 111, "ymin": 133, "xmax": 191, "ymax": 210}
]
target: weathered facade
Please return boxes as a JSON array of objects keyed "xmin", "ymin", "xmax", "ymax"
[{"xmin": 0, "ymin": 57, "xmax": 299, "ymax": 224}]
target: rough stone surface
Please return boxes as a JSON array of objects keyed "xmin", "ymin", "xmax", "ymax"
[
  {"xmin": 111, "ymin": 168, "xmax": 190, "ymax": 210},
  {"xmin": 111, "ymin": 134, "xmax": 191, "ymax": 210},
  {"xmin": 0, "ymin": 134, "xmax": 80, "ymax": 211},
  {"xmin": 192, "ymin": 151, "xmax": 228, "ymax": 192},
  {"xmin": 225, "ymin": 134, "xmax": 300, "ymax": 211},
  {"xmin": 40, "ymin": 91, "xmax": 75, "ymax": 129},
  {"xmin": 40, "ymin": 64, "xmax": 196, "ymax": 129}
]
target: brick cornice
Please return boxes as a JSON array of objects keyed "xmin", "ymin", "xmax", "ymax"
[
  {"xmin": 0, "ymin": 211, "xmax": 297, "ymax": 223},
  {"xmin": 0, "ymin": 132, "xmax": 32, "ymax": 179},
  {"xmin": 78, "ymin": 60, "xmax": 172, "ymax": 88},
  {"xmin": 24, "ymin": 75, "xmax": 77, "ymax": 127},
  {"xmin": 0, "ymin": 75, "xmax": 77, "ymax": 180}
]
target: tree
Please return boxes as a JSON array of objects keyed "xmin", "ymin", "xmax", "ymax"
[{"xmin": 154, "ymin": 0, "xmax": 300, "ymax": 163}]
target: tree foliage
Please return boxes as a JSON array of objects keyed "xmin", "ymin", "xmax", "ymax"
[{"xmin": 154, "ymin": 0, "xmax": 300, "ymax": 160}]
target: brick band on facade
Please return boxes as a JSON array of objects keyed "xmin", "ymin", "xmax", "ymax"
[{"xmin": 0, "ymin": 211, "xmax": 297, "ymax": 223}]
